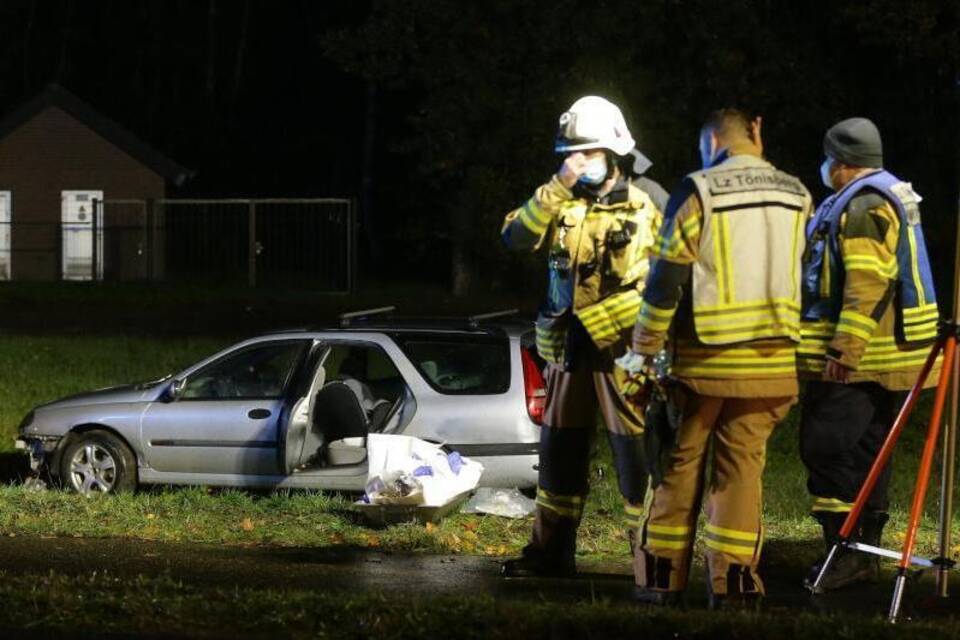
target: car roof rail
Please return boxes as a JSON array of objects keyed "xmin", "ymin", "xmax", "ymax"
[
  {"xmin": 262, "ymin": 326, "xmax": 312, "ymax": 335},
  {"xmin": 467, "ymin": 309, "xmax": 519, "ymax": 328},
  {"xmin": 339, "ymin": 305, "xmax": 396, "ymax": 328}
]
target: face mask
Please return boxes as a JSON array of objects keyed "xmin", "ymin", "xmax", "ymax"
[
  {"xmin": 579, "ymin": 155, "xmax": 608, "ymax": 185},
  {"xmin": 699, "ymin": 135, "xmax": 715, "ymax": 169},
  {"xmin": 820, "ymin": 158, "xmax": 835, "ymax": 190}
]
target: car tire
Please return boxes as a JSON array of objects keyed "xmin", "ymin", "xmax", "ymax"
[{"xmin": 59, "ymin": 430, "xmax": 137, "ymax": 495}]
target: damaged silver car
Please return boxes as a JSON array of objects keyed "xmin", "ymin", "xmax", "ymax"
[{"xmin": 15, "ymin": 309, "xmax": 545, "ymax": 496}]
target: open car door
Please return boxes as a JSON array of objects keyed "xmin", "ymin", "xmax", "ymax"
[{"xmin": 281, "ymin": 342, "xmax": 329, "ymax": 475}]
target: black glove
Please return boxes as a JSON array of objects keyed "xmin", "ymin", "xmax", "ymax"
[{"xmin": 644, "ymin": 381, "xmax": 683, "ymax": 489}]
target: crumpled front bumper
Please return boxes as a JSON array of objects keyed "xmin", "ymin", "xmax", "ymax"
[{"xmin": 14, "ymin": 435, "xmax": 62, "ymax": 472}]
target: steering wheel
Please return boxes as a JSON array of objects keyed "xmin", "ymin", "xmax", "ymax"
[{"xmin": 212, "ymin": 377, "xmax": 240, "ymax": 398}]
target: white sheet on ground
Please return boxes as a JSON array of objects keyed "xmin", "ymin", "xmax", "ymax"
[{"xmin": 364, "ymin": 434, "xmax": 483, "ymax": 507}]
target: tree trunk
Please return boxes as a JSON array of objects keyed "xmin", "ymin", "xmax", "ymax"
[
  {"xmin": 359, "ymin": 80, "xmax": 381, "ymax": 268},
  {"xmin": 451, "ymin": 237, "xmax": 472, "ymax": 297},
  {"xmin": 54, "ymin": 0, "xmax": 76, "ymax": 83},
  {"xmin": 205, "ymin": 0, "xmax": 218, "ymax": 99},
  {"xmin": 231, "ymin": 0, "xmax": 251, "ymax": 104},
  {"xmin": 133, "ymin": 1, "xmax": 150, "ymax": 101},
  {"xmin": 22, "ymin": 0, "xmax": 37, "ymax": 93}
]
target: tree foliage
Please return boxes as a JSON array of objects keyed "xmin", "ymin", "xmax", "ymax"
[
  {"xmin": 0, "ymin": 2, "xmax": 957, "ymax": 298},
  {"xmin": 327, "ymin": 0, "xmax": 960, "ymax": 298}
]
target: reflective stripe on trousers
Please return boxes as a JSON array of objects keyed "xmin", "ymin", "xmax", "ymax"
[{"xmin": 635, "ymin": 387, "xmax": 795, "ymax": 595}]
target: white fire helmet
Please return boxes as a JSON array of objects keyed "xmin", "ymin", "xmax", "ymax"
[{"xmin": 554, "ymin": 96, "xmax": 636, "ymax": 157}]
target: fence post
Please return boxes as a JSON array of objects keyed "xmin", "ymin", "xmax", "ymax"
[
  {"xmin": 145, "ymin": 198, "xmax": 154, "ymax": 281},
  {"xmin": 154, "ymin": 199, "xmax": 166, "ymax": 281},
  {"xmin": 56, "ymin": 211, "xmax": 63, "ymax": 281},
  {"xmin": 92, "ymin": 198, "xmax": 100, "ymax": 282},
  {"xmin": 248, "ymin": 200, "xmax": 257, "ymax": 288},
  {"xmin": 348, "ymin": 198, "xmax": 358, "ymax": 293}
]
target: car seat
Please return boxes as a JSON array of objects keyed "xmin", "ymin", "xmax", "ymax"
[
  {"xmin": 368, "ymin": 399, "xmax": 393, "ymax": 432},
  {"xmin": 311, "ymin": 381, "xmax": 368, "ymax": 466}
]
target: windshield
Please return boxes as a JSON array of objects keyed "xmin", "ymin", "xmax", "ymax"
[{"xmin": 133, "ymin": 374, "xmax": 173, "ymax": 390}]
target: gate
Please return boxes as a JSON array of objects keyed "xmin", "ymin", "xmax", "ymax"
[
  {"xmin": 96, "ymin": 198, "xmax": 149, "ymax": 282},
  {"xmin": 93, "ymin": 197, "xmax": 355, "ymax": 291}
]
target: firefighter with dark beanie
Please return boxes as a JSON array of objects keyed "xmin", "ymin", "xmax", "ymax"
[{"xmin": 798, "ymin": 117, "xmax": 939, "ymax": 592}]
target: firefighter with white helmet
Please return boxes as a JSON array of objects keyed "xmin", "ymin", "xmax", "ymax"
[{"xmin": 500, "ymin": 96, "xmax": 663, "ymax": 576}]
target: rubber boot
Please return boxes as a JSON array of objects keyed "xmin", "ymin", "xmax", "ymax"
[
  {"xmin": 501, "ymin": 508, "xmax": 577, "ymax": 578},
  {"xmin": 633, "ymin": 550, "xmax": 682, "ymax": 606},
  {"xmin": 805, "ymin": 511, "xmax": 877, "ymax": 592},
  {"xmin": 501, "ymin": 545, "xmax": 576, "ymax": 577},
  {"xmin": 707, "ymin": 592, "xmax": 762, "ymax": 612},
  {"xmin": 633, "ymin": 585, "xmax": 682, "ymax": 606},
  {"xmin": 708, "ymin": 564, "xmax": 763, "ymax": 612},
  {"xmin": 856, "ymin": 510, "xmax": 888, "ymax": 581},
  {"xmin": 805, "ymin": 511, "xmax": 844, "ymax": 591}
]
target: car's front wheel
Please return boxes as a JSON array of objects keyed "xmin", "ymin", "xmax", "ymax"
[{"xmin": 60, "ymin": 430, "xmax": 137, "ymax": 495}]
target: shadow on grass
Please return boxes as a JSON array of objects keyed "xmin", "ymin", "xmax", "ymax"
[
  {"xmin": 0, "ymin": 451, "xmax": 29, "ymax": 485},
  {"xmin": 758, "ymin": 535, "xmax": 960, "ymax": 618},
  {"xmin": 762, "ymin": 536, "xmax": 821, "ymax": 577}
]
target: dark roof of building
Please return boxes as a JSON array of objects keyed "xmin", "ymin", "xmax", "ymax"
[{"xmin": 0, "ymin": 84, "xmax": 194, "ymax": 186}]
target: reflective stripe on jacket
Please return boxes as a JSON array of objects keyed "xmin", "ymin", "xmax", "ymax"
[
  {"xmin": 685, "ymin": 154, "xmax": 809, "ymax": 345},
  {"xmin": 798, "ymin": 170, "xmax": 939, "ymax": 389},
  {"xmin": 503, "ymin": 176, "xmax": 662, "ymax": 364},
  {"xmin": 633, "ymin": 143, "xmax": 813, "ymax": 393},
  {"xmin": 801, "ymin": 170, "xmax": 938, "ymax": 342}
]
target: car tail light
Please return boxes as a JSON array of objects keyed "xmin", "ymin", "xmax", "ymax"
[{"xmin": 521, "ymin": 347, "xmax": 546, "ymax": 425}]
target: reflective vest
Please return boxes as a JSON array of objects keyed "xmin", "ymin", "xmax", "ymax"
[
  {"xmin": 501, "ymin": 177, "xmax": 661, "ymax": 366},
  {"xmin": 686, "ymin": 154, "xmax": 809, "ymax": 345},
  {"xmin": 801, "ymin": 170, "xmax": 938, "ymax": 344},
  {"xmin": 537, "ymin": 187, "xmax": 659, "ymax": 364}
]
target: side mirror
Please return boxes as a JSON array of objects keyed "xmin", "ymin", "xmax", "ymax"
[{"xmin": 166, "ymin": 378, "xmax": 186, "ymax": 402}]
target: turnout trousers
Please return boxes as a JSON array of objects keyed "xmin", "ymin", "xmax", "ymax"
[
  {"xmin": 635, "ymin": 386, "xmax": 795, "ymax": 596},
  {"xmin": 800, "ymin": 381, "xmax": 904, "ymax": 515},
  {"xmin": 527, "ymin": 338, "xmax": 649, "ymax": 565}
]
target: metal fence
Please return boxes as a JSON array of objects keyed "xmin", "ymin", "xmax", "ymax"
[{"xmin": 1, "ymin": 198, "xmax": 356, "ymax": 291}]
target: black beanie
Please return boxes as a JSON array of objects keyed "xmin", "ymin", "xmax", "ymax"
[{"xmin": 823, "ymin": 117, "xmax": 883, "ymax": 168}]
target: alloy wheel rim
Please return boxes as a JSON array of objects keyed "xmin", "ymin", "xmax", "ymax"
[{"xmin": 69, "ymin": 443, "xmax": 118, "ymax": 494}]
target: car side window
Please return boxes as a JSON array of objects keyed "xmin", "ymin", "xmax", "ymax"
[
  {"xmin": 323, "ymin": 343, "xmax": 406, "ymax": 408},
  {"xmin": 181, "ymin": 341, "xmax": 308, "ymax": 400},
  {"xmin": 391, "ymin": 335, "xmax": 510, "ymax": 394}
]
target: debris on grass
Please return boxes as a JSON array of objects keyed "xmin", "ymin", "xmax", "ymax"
[{"xmin": 462, "ymin": 488, "xmax": 536, "ymax": 518}]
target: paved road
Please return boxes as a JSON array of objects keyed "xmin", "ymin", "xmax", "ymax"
[
  {"xmin": 0, "ymin": 535, "xmax": 635, "ymax": 602},
  {"xmin": 0, "ymin": 535, "xmax": 956, "ymax": 619}
]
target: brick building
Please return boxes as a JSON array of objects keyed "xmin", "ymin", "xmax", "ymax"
[{"xmin": 0, "ymin": 85, "xmax": 191, "ymax": 281}]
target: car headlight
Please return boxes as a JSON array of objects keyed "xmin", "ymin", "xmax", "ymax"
[{"xmin": 18, "ymin": 410, "xmax": 35, "ymax": 432}]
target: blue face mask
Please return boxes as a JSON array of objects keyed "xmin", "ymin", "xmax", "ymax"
[
  {"xmin": 699, "ymin": 135, "xmax": 715, "ymax": 169},
  {"xmin": 820, "ymin": 158, "xmax": 834, "ymax": 190},
  {"xmin": 579, "ymin": 156, "xmax": 608, "ymax": 185}
]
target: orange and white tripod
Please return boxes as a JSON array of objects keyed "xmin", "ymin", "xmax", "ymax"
[{"xmin": 810, "ymin": 319, "xmax": 959, "ymax": 622}]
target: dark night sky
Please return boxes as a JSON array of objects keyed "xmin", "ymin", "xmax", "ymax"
[
  {"xmin": 1, "ymin": 0, "xmax": 958, "ymax": 294},
  {"xmin": 0, "ymin": 1, "xmax": 370, "ymax": 198}
]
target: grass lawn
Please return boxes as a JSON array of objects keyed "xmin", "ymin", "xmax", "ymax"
[
  {"xmin": 0, "ymin": 334, "xmax": 958, "ymax": 570},
  {"xmin": 0, "ymin": 333, "xmax": 230, "ymax": 451},
  {"xmin": 1, "ymin": 333, "xmax": 959, "ymax": 636}
]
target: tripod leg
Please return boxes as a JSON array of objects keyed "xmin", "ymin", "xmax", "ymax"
[
  {"xmin": 889, "ymin": 334, "xmax": 957, "ymax": 623},
  {"xmin": 937, "ymin": 349, "xmax": 959, "ymax": 597},
  {"xmin": 811, "ymin": 336, "xmax": 945, "ymax": 594},
  {"xmin": 840, "ymin": 336, "xmax": 946, "ymax": 541}
]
